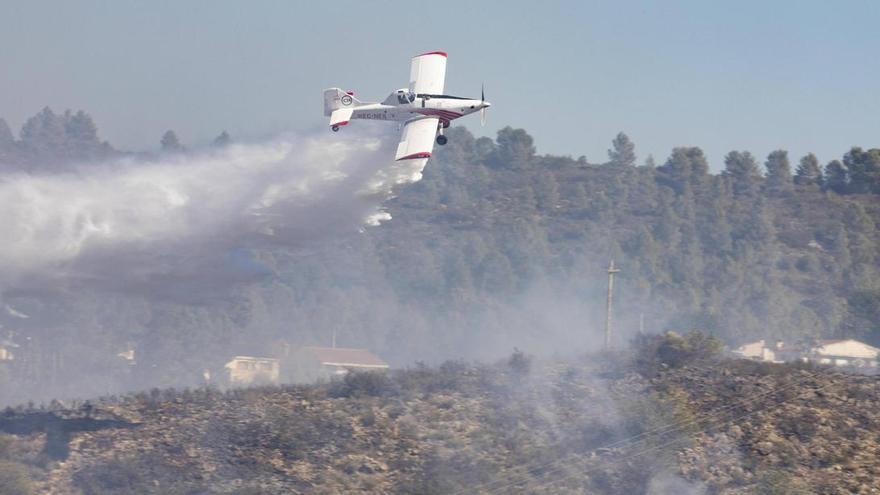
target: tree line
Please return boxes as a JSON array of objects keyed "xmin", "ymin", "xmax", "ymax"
[
  {"xmin": 0, "ymin": 108, "xmax": 878, "ymax": 406},
  {"xmin": 0, "ymin": 107, "xmax": 231, "ymax": 170}
]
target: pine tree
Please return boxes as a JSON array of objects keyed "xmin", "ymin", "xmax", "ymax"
[
  {"xmin": 764, "ymin": 149, "xmax": 792, "ymax": 195},
  {"xmin": 843, "ymin": 203, "xmax": 875, "ymax": 234},
  {"xmin": 653, "ymin": 191, "xmax": 681, "ymax": 245},
  {"xmin": 0, "ymin": 118, "xmax": 14, "ymax": 150},
  {"xmin": 629, "ymin": 165, "xmax": 659, "ymax": 213},
  {"xmin": 20, "ymin": 107, "xmax": 66, "ymax": 158},
  {"xmin": 63, "ymin": 110, "xmax": 102, "ymax": 159},
  {"xmin": 723, "ymin": 151, "xmax": 761, "ymax": 196},
  {"xmin": 64, "ymin": 111, "xmax": 99, "ymax": 145},
  {"xmin": 830, "ymin": 225, "xmax": 852, "ymax": 270},
  {"xmin": 823, "ymin": 160, "xmax": 848, "ymax": 194},
  {"xmin": 657, "ymin": 147, "xmax": 709, "ymax": 195},
  {"xmin": 489, "ymin": 127, "xmax": 534, "ymax": 169},
  {"xmin": 533, "ymin": 172, "xmax": 560, "ymax": 211},
  {"xmin": 630, "ymin": 225, "xmax": 659, "ymax": 275},
  {"xmin": 569, "ymin": 183, "xmax": 589, "ymax": 210},
  {"xmin": 474, "ymin": 136, "xmax": 496, "ymax": 162},
  {"xmin": 0, "ymin": 117, "xmax": 15, "ymax": 167},
  {"xmin": 212, "ymin": 130, "xmax": 232, "ymax": 148},
  {"xmin": 745, "ymin": 198, "xmax": 775, "ymax": 245},
  {"xmin": 608, "ymin": 132, "xmax": 636, "ymax": 167},
  {"xmin": 794, "ymin": 153, "xmax": 823, "ymax": 187},
  {"xmin": 161, "ymin": 130, "xmax": 184, "ymax": 152},
  {"xmin": 437, "ymin": 127, "xmax": 478, "ymax": 169},
  {"xmin": 843, "ymin": 147, "xmax": 880, "ymax": 194},
  {"xmin": 698, "ymin": 178, "xmax": 733, "ymax": 256}
]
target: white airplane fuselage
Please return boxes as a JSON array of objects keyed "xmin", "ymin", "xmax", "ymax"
[
  {"xmin": 324, "ymin": 51, "xmax": 489, "ymax": 161},
  {"xmin": 350, "ymin": 90, "xmax": 487, "ymax": 127}
]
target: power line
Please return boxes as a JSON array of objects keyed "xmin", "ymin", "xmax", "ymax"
[
  {"xmin": 521, "ymin": 375, "xmax": 835, "ymax": 494},
  {"xmin": 459, "ymin": 369, "xmax": 816, "ymax": 493},
  {"xmin": 452, "ymin": 368, "xmax": 829, "ymax": 495}
]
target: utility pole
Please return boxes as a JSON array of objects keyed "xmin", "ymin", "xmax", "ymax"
[{"xmin": 605, "ymin": 259, "xmax": 621, "ymax": 351}]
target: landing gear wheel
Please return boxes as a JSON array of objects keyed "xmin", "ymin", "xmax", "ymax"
[
  {"xmin": 436, "ymin": 135, "xmax": 448, "ymax": 145},
  {"xmin": 331, "ymin": 125, "xmax": 340, "ymax": 132}
]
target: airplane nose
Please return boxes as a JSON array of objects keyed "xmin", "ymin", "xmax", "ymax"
[{"xmin": 482, "ymin": 101, "xmax": 491, "ymax": 108}]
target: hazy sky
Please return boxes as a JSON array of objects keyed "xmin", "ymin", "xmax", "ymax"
[{"xmin": 1, "ymin": 0, "xmax": 878, "ymax": 169}]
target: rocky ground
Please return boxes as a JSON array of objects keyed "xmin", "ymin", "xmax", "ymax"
[{"xmin": 2, "ymin": 344, "xmax": 880, "ymax": 494}]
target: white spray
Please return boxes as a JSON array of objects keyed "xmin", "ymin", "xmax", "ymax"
[{"xmin": 0, "ymin": 129, "xmax": 426, "ymax": 291}]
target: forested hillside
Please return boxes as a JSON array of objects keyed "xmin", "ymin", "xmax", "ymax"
[
  {"xmin": 0, "ymin": 108, "xmax": 878, "ymax": 406},
  {"xmin": 377, "ymin": 126, "xmax": 880, "ymax": 347}
]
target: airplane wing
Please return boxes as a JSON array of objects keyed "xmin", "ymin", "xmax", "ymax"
[
  {"xmin": 409, "ymin": 51, "xmax": 447, "ymax": 95},
  {"xmin": 395, "ymin": 117, "xmax": 439, "ymax": 163}
]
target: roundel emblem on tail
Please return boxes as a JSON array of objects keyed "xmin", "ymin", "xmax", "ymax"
[{"xmin": 341, "ymin": 95, "xmax": 353, "ymax": 106}]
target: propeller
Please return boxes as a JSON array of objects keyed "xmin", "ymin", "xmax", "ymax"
[{"xmin": 480, "ymin": 84, "xmax": 488, "ymax": 127}]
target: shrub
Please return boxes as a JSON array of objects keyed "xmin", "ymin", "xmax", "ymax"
[
  {"xmin": 634, "ymin": 330, "xmax": 722, "ymax": 375},
  {"xmin": 759, "ymin": 469, "xmax": 815, "ymax": 495},
  {"xmin": 620, "ymin": 385, "xmax": 699, "ymax": 449},
  {"xmin": 0, "ymin": 434, "xmax": 11, "ymax": 459},
  {"xmin": 396, "ymin": 360, "xmax": 467, "ymax": 395},
  {"xmin": 0, "ymin": 461, "xmax": 33, "ymax": 495},
  {"xmin": 507, "ymin": 348, "xmax": 532, "ymax": 377},
  {"xmin": 73, "ymin": 457, "xmax": 146, "ymax": 494},
  {"xmin": 330, "ymin": 370, "xmax": 394, "ymax": 398}
]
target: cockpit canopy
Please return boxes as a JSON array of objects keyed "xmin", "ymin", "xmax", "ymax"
[{"xmin": 383, "ymin": 88, "xmax": 416, "ymax": 106}]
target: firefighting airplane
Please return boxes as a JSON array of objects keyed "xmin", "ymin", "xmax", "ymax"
[{"xmin": 323, "ymin": 51, "xmax": 490, "ymax": 167}]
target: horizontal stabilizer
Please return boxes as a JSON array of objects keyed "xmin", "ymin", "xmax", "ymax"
[{"xmin": 330, "ymin": 108, "xmax": 353, "ymax": 128}]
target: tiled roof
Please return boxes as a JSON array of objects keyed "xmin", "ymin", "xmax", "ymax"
[{"xmin": 302, "ymin": 347, "xmax": 389, "ymax": 368}]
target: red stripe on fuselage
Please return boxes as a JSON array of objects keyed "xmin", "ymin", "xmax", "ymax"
[
  {"xmin": 415, "ymin": 109, "xmax": 462, "ymax": 119},
  {"xmin": 397, "ymin": 152, "xmax": 432, "ymax": 161}
]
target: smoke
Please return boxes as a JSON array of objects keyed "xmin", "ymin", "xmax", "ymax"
[
  {"xmin": 646, "ymin": 471, "xmax": 707, "ymax": 495},
  {"xmin": 0, "ymin": 128, "xmax": 423, "ymax": 295}
]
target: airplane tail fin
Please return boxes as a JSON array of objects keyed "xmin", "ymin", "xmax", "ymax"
[{"xmin": 323, "ymin": 88, "xmax": 363, "ymax": 116}]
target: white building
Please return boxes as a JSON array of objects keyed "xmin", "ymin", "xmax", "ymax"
[
  {"xmin": 732, "ymin": 338, "xmax": 879, "ymax": 370},
  {"xmin": 0, "ymin": 340, "xmax": 16, "ymax": 361},
  {"xmin": 731, "ymin": 339, "xmax": 781, "ymax": 363},
  {"xmin": 806, "ymin": 339, "xmax": 879, "ymax": 369},
  {"xmin": 224, "ymin": 356, "xmax": 280, "ymax": 386},
  {"xmin": 289, "ymin": 347, "xmax": 389, "ymax": 382}
]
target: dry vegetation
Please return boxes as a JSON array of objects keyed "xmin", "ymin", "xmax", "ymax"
[{"xmin": 2, "ymin": 335, "xmax": 879, "ymax": 494}]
